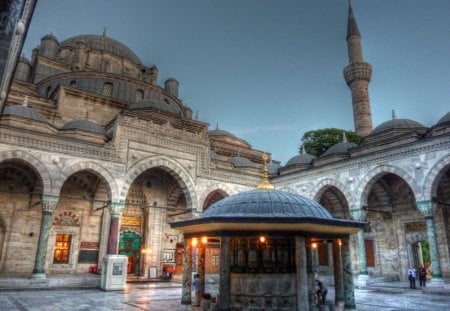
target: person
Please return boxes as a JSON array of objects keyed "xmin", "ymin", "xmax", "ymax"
[
  {"xmin": 192, "ymin": 273, "xmax": 202, "ymax": 306},
  {"xmin": 408, "ymin": 267, "xmax": 416, "ymax": 289},
  {"xmin": 418, "ymin": 266, "xmax": 427, "ymax": 287},
  {"xmin": 315, "ymin": 279, "xmax": 328, "ymax": 304}
]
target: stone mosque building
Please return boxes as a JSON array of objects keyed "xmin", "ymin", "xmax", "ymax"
[{"xmin": 0, "ymin": 2, "xmax": 449, "ymax": 288}]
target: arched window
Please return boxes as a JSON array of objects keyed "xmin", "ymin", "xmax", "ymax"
[
  {"xmin": 135, "ymin": 89, "xmax": 144, "ymax": 102},
  {"xmin": 102, "ymin": 82, "xmax": 113, "ymax": 97},
  {"xmin": 46, "ymin": 85, "xmax": 52, "ymax": 97},
  {"xmin": 69, "ymin": 80, "xmax": 76, "ymax": 87}
]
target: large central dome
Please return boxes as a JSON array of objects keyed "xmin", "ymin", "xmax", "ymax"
[{"xmin": 60, "ymin": 34, "xmax": 142, "ymax": 64}]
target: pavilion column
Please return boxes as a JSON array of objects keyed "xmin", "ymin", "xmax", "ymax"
[
  {"xmin": 198, "ymin": 241, "xmax": 206, "ymax": 299},
  {"xmin": 327, "ymin": 241, "xmax": 333, "ymax": 269},
  {"xmin": 295, "ymin": 236, "xmax": 309, "ymax": 311},
  {"xmin": 306, "ymin": 241, "xmax": 315, "ymax": 305},
  {"xmin": 350, "ymin": 208, "xmax": 368, "ymax": 277},
  {"xmin": 31, "ymin": 195, "xmax": 59, "ymax": 279},
  {"xmin": 181, "ymin": 238, "xmax": 193, "ymax": 305},
  {"xmin": 417, "ymin": 200, "xmax": 442, "ymax": 279},
  {"xmin": 342, "ymin": 237, "xmax": 356, "ymax": 310},
  {"xmin": 219, "ymin": 236, "xmax": 230, "ymax": 311},
  {"xmin": 333, "ymin": 239, "xmax": 344, "ymax": 305},
  {"xmin": 107, "ymin": 202, "xmax": 124, "ymax": 255}
]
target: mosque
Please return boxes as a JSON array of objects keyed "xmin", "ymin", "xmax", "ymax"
[{"xmin": 0, "ymin": 1, "xmax": 449, "ymax": 296}]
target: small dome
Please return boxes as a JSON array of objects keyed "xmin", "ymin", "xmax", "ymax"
[
  {"xmin": 202, "ymin": 189, "xmax": 333, "ymax": 220},
  {"xmin": 208, "ymin": 128, "xmax": 237, "ymax": 138},
  {"xmin": 62, "ymin": 119, "xmax": 107, "ymax": 135},
  {"xmin": 208, "ymin": 128, "xmax": 251, "ymax": 148},
  {"xmin": 129, "ymin": 99, "xmax": 181, "ymax": 115},
  {"xmin": 3, "ymin": 105, "xmax": 48, "ymax": 123},
  {"xmin": 19, "ymin": 56, "xmax": 31, "ymax": 65},
  {"xmin": 372, "ymin": 118, "xmax": 425, "ymax": 134},
  {"xmin": 322, "ymin": 141, "xmax": 357, "ymax": 156},
  {"xmin": 285, "ymin": 154, "xmax": 316, "ymax": 166},
  {"xmin": 60, "ymin": 34, "xmax": 141, "ymax": 64},
  {"xmin": 267, "ymin": 161, "xmax": 281, "ymax": 176},
  {"xmin": 228, "ymin": 156, "xmax": 257, "ymax": 168},
  {"xmin": 436, "ymin": 112, "xmax": 450, "ymax": 126}
]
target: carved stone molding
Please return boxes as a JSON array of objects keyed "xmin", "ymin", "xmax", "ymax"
[{"xmin": 42, "ymin": 195, "xmax": 59, "ymax": 213}]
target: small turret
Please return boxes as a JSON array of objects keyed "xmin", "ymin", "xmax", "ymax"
[
  {"xmin": 164, "ymin": 78, "xmax": 179, "ymax": 97},
  {"xmin": 38, "ymin": 32, "xmax": 59, "ymax": 59},
  {"xmin": 14, "ymin": 55, "xmax": 32, "ymax": 82},
  {"xmin": 150, "ymin": 65, "xmax": 158, "ymax": 85}
]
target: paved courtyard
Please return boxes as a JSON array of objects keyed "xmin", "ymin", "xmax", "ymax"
[{"xmin": 0, "ymin": 282, "xmax": 450, "ymax": 311}]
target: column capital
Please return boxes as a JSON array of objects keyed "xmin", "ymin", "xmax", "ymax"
[
  {"xmin": 350, "ymin": 208, "xmax": 366, "ymax": 221},
  {"xmin": 109, "ymin": 201, "xmax": 125, "ymax": 217},
  {"xmin": 41, "ymin": 195, "xmax": 59, "ymax": 213},
  {"xmin": 416, "ymin": 200, "xmax": 437, "ymax": 218}
]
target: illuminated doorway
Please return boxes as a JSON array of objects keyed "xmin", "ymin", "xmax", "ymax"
[{"xmin": 119, "ymin": 232, "xmax": 141, "ymax": 275}]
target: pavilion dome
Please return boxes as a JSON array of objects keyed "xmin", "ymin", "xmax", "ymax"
[
  {"xmin": 60, "ymin": 34, "xmax": 142, "ymax": 64},
  {"xmin": 202, "ymin": 189, "xmax": 333, "ymax": 220}
]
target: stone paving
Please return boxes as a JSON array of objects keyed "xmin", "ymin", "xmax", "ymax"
[{"xmin": 1, "ymin": 282, "xmax": 450, "ymax": 311}]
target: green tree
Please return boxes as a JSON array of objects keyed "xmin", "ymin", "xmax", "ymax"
[{"xmin": 300, "ymin": 128, "xmax": 361, "ymax": 157}]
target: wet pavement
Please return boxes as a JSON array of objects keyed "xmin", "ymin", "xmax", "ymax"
[{"xmin": 0, "ymin": 281, "xmax": 450, "ymax": 311}]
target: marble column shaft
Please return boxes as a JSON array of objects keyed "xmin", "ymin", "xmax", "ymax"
[
  {"xmin": 426, "ymin": 217, "xmax": 442, "ymax": 277},
  {"xmin": 295, "ymin": 237, "xmax": 309, "ymax": 311},
  {"xmin": 333, "ymin": 240, "xmax": 344, "ymax": 303},
  {"xmin": 342, "ymin": 237, "xmax": 356, "ymax": 310},
  {"xmin": 219, "ymin": 236, "xmax": 230, "ymax": 311},
  {"xmin": 181, "ymin": 239, "xmax": 193, "ymax": 305},
  {"xmin": 32, "ymin": 196, "xmax": 58, "ymax": 277},
  {"xmin": 107, "ymin": 202, "xmax": 123, "ymax": 255},
  {"xmin": 417, "ymin": 200, "xmax": 442, "ymax": 278},
  {"xmin": 357, "ymin": 230, "xmax": 368, "ymax": 275}
]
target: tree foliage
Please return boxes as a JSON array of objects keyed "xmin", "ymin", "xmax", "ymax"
[{"xmin": 300, "ymin": 128, "xmax": 361, "ymax": 157}]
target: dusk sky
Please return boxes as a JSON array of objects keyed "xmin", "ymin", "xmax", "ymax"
[{"xmin": 23, "ymin": 0, "xmax": 450, "ymax": 164}]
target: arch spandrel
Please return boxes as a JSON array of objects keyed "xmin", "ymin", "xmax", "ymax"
[
  {"xmin": 0, "ymin": 150, "xmax": 52, "ymax": 195},
  {"xmin": 121, "ymin": 155, "xmax": 198, "ymax": 210},
  {"xmin": 55, "ymin": 161, "xmax": 119, "ymax": 202},
  {"xmin": 422, "ymin": 154, "xmax": 450, "ymax": 201},
  {"xmin": 356, "ymin": 165, "xmax": 420, "ymax": 208},
  {"xmin": 311, "ymin": 178, "xmax": 355, "ymax": 207}
]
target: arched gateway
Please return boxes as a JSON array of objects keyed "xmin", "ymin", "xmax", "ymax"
[{"xmin": 171, "ymin": 159, "xmax": 365, "ymax": 310}]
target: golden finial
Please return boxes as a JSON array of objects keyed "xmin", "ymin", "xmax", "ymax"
[{"xmin": 257, "ymin": 153, "xmax": 274, "ymax": 190}]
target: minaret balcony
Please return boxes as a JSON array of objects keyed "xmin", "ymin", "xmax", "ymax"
[{"xmin": 344, "ymin": 62, "xmax": 372, "ymax": 85}]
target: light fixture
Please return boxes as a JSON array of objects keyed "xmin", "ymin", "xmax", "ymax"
[
  {"xmin": 259, "ymin": 236, "xmax": 266, "ymax": 243},
  {"xmin": 311, "ymin": 242, "xmax": 317, "ymax": 249},
  {"xmin": 338, "ymin": 239, "xmax": 342, "ymax": 246},
  {"xmin": 192, "ymin": 238, "xmax": 198, "ymax": 247},
  {"xmin": 201, "ymin": 236, "xmax": 208, "ymax": 244}
]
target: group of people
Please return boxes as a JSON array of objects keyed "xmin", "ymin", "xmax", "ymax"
[{"xmin": 408, "ymin": 266, "xmax": 428, "ymax": 289}]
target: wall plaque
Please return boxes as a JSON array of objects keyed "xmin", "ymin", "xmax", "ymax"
[
  {"xmin": 80, "ymin": 242, "xmax": 99, "ymax": 249},
  {"xmin": 405, "ymin": 221, "xmax": 426, "ymax": 233},
  {"xmin": 78, "ymin": 250, "xmax": 98, "ymax": 263},
  {"xmin": 121, "ymin": 216, "xmax": 141, "ymax": 227}
]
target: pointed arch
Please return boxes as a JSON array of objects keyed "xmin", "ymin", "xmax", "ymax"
[
  {"xmin": 422, "ymin": 154, "xmax": 450, "ymax": 201},
  {"xmin": 55, "ymin": 161, "xmax": 119, "ymax": 202},
  {"xmin": 311, "ymin": 178, "xmax": 354, "ymax": 206},
  {"xmin": 121, "ymin": 155, "xmax": 198, "ymax": 210},
  {"xmin": 355, "ymin": 165, "xmax": 420, "ymax": 208},
  {"xmin": 200, "ymin": 183, "xmax": 233, "ymax": 211},
  {"xmin": 0, "ymin": 150, "xmax": 52, "ymax": 195}
]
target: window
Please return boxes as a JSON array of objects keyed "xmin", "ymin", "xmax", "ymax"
[
  {"xmin": 211, "ymin": 254, "xmax": 219, "ymax": 266},
  {"xmin": 102, "ymin": 82, "xmax": 113, "ymax": 97},
  {"xmin": 365, "ymin": 239, "xmax": 375, "ymax": 267},
  {"xmin": 135, "ymin": 89, "xmax": 144, "ymax": 102},
  {"xmin": 69, "ymin": 80, "xmax": 76, "ymax": 86},
  {"xmin": 53, "ymin": 234, "xmax": 71, "ymax": 264}
]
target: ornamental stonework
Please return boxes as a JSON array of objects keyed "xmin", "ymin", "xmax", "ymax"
[{"xmin": 53, "ymin": 211, "xmax": 81, "ymax": 226}]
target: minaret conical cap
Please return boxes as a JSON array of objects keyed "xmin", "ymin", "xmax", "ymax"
[{"xmin": 347, "ymin": 2, "xmax": 361, "ymax": 39}]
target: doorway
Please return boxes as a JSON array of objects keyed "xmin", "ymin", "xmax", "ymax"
[{"xmin": 119, "ymin": 232, "xmax": 141, "ymax": 275}]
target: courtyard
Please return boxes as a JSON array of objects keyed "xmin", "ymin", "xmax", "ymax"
[{"xmin": 0, "ymin": 281, "xmax": 449, "ymax": 311}]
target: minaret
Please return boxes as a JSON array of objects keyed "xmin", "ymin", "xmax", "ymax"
[{"xmin": 343, "ymin": 2, "xmax": 373, "ymax": 137}]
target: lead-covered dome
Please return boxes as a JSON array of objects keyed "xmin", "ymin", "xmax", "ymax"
[
  {"xmin": 60, "ymin": 34, "xmax": 141, "ymax": 64},
  {"xmin": 436, "ymin": 112, "xmax": 450, "ymax": 126},
  {"xmin": 372, "ymin": 118, "xmax": 425, "ymax": 134},
  {"xmin": 61, "ymin": 119, "xmax": 107, "ymax": 135},
  {"xmin": 3, "ymin": 104, "xmax": 48, "ymax": 123},
  {"xmin": 203, "ymin": 189, "xmax": 333, "ymax": 220}
]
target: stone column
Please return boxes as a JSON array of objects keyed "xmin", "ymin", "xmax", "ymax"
[
  {"xmin": 198, "ymin": 241, "xmax": 206, "ymax": 299},
  {"xmin": 416, "ymin": 200, "xmax": 442, "ymax": 278},
  {"xmin": 107, "ymin": 202, "xmax": 124, "ymax": 255},
  {"xmin": 350, "ymin": 208, "xmax": 368, "ymax": 277},
  {"xmin": 333, "ymin": 239, "xmax": 344, "ymax": 305},
  {"xmin": 32, "ymin": 195, "xmax": 59, "ymax": 279},
  {"xmin": 306, "ymin": 241, "xmax": 315, "ymax": 305},
  {"xmin": 342, "ymin": 237, "xmax": 356, "ymax": 310},
  {"xmin": 181, "ymin": 238, "xmax": 193, "ymax": 305},
  {"xmin": 327, "ymin": 241, "xmax": 334, "ymax": 269},
  {"xmin": 219, "ymin": 236, "xmax": 230, "ymax": 311},
  {"xmin": 295, "ymin": 237, "xmax": 309, "ymax": 311}
]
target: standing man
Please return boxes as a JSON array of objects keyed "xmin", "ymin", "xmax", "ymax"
[{"xmin": 408, "ymin": 267, "xmax": 416, "ymax": 289}]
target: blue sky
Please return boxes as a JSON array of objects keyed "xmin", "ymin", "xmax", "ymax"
[{"xmin": 23, "ymin": 0, "xmax": 450, "ymax": 164}]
